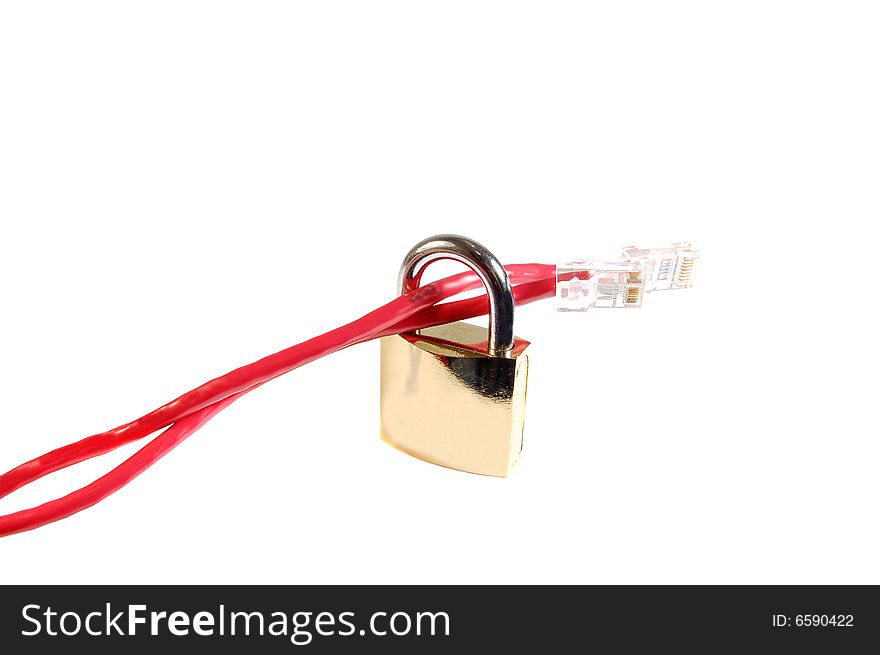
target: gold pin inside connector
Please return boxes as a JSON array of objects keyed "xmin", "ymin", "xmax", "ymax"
[
  {"xmin": 675, "ymin": 257, "xmax": 695, "ymax": 286},
  {"xmin": 625, "ymin": 272, "xmax": 643, "ymax": 305}
]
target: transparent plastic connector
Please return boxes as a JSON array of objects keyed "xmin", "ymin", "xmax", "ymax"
[
  {"xmin": 621, "ymin": 242, "xmax": 699, "ymax": 292},
  {"xmin": 556, "ymin": 260, "xmax": 645, "ymax": 311}
]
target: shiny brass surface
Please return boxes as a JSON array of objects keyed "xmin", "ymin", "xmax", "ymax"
[{"xmin": 380, "ymin": 321, "xmax": 530, "ymax": 477}]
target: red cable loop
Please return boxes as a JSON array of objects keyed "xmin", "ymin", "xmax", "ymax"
[{"xmin": 0, "ymin": 264, "xmax": 555, "ymax": 537}]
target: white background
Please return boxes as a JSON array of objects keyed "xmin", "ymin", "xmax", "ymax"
[{"xmin": 0, "ymin": 1, "xmax": 877, "ymax": 584}]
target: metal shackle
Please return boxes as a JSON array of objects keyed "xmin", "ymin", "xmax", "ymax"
[{"xmin": 397, "ymin": 234, "xmax": 515, "ymax": 357}]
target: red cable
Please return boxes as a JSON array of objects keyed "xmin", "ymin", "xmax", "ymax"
[
  {"xmin": 0, "ymin": 265, "xmax": 555, "ymax": 537},
  {"xmin": 0, "ymin": 263, "xmax": 554, "ymax": 501},
  {"xmin": 376, "ymin": 276, "xmax": 555, "ymax": 337},
  {"xmin": 0, "ymin": 395, "xmax": 239, "ymax": 537}
]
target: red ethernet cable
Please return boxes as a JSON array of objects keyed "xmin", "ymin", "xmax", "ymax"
[{"xmin": 0, "ymin": 264, "xmax": 556, "ymax": 537}]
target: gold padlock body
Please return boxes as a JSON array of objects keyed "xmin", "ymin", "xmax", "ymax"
[{"xmin": 380, "ymin": 321, "xmax": 530, "ymax": 477}]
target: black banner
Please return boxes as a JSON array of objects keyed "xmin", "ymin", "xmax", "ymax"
[{"xmin": 1, "ymin": 586, "xmax": 876, "ymax": 652}]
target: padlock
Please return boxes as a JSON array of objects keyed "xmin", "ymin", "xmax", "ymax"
[{"xmin": 380, "ymin": 235, "xmax": 530, "ymax": 477}]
